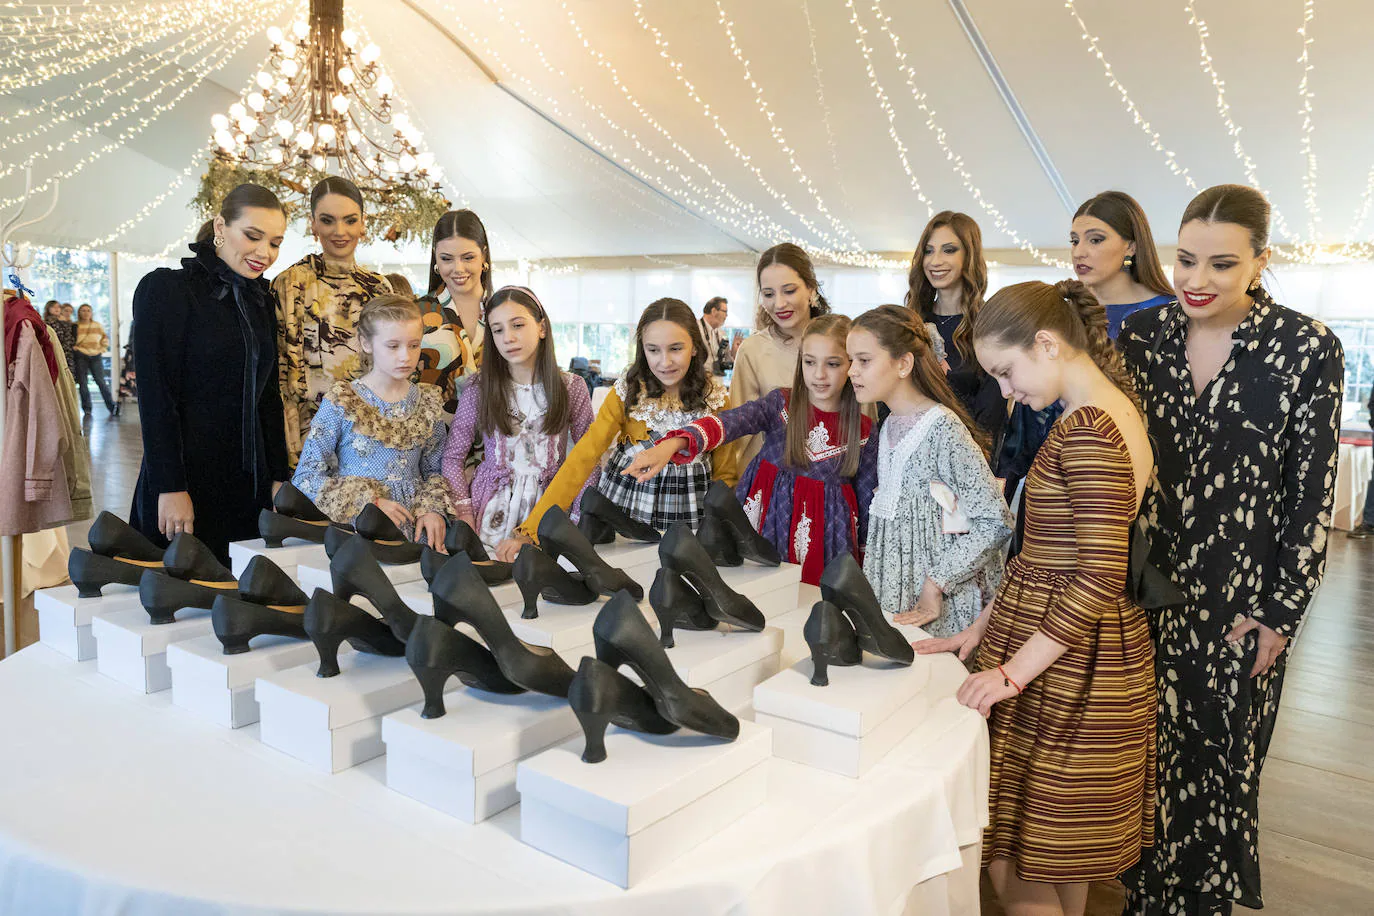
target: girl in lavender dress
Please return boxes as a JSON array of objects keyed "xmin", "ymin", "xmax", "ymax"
[{"xmin": 626, "ymin": 314, "xmax": 876, "ymax": 586}]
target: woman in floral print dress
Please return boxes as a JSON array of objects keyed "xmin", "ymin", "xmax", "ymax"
[{"xmin": 1118, "ymin": 185, "xmax": 1345, "ymax": 916}]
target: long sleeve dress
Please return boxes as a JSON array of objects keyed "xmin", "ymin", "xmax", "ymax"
[
  {"xmin": 864, "ymin": 404, "xmax": 1012, "ymax": 638},
  {"xmin": 441, "ymin": 371, "xmax": 594, "ymax": 552},
  {"xmin": 129, "ymin": 241, "xmax": 290, "ymax": 563},
  {"xmin": 291, "ymin": 380, "xmax": 450, "ymax": 540},
  {"xmin": 975, "ymin": 406, "xmax": 1157, "ymax": 883},
  {"xmin": 518, "ymin": 376, "xmax": 737, "ymax": 540},
  {"xmin": 1117, "ymin": 292, "xmax": 1344, "ymax": 914},
  {"xmin": 660, "ymin": 387, "xmax": 877, "ymax": 586},
  {"xmin": 272, "ymin": 254, "xmax": 393, "ymax": 464}
]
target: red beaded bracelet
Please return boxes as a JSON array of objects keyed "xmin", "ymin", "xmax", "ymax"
[{"xmin": 998, "ymin": 665, "xmax": 1023, "ymax": 695}]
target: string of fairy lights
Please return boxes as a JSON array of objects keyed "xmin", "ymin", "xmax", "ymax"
[{"xmin": 4, "ymin": 0, "xmax": 1374, "ymax": 267}]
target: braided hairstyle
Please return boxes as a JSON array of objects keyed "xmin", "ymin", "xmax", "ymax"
[{"xmin": 973, "ymin": 279, "xmax": 1141, "ymax": 414}]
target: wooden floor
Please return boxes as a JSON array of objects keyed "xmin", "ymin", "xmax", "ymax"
[{"xmin": 36, "ymin": 410, "xmax": 1374, "ymax": 914}]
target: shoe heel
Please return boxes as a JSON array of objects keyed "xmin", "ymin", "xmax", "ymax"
[
  {"xmin": 312, "ymin": 634, "xmax": 344, "ymax": 678},
  {"xmin": 74, "ymin": 582, "xmax": 104, "ymax": 599},
  {"xmin": 218, "ymin": 634, "xmax": 252, "ymax": 655},
  {"xmin": 263, "ymin": 534, "xmax": 285, "ymax": 549},
  {"xmin": 574, "ymin": 707, "xmax": 612, "ymax": 763},
  {"xmin": 411, "ymin": 665, "xmax": 453, "ymax": 719},
  {"xmin": 809, "ymin": 653, "xmax": 829, "ymax": 687},
  {"xmin": 595, "ymin": 640, "xmax": 628, "ymax": 670},
  {"xmin": 148, "ymin": 608, "xmax": 177, "ymax": 626},
  {"xmin": 659, "ymin": 617, "xmax": 675, "ymax": 649}
]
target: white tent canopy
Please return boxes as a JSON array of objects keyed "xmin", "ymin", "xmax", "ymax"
[{"xmin": 4, "ymin": 0, "xmax": 1374, "ymax": 264}]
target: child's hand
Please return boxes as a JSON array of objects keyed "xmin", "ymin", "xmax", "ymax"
[
  {"xmin": 414, "ymin": 512, "xmax": 447, "ymax": 552},
  {"xmin": 494, "ymin": 533, "xmax": 531, "ymax": 563},
  {"xmin": 915, "ymin": 625, "xmax": 982, "ymax": 661},
  {"xmin": 957, "ymin": 668, "xmax": 1020, "ymax": 717},
  {"xmin": 374, "ymin": 498, "xmax": 414, "ymax": 531},
  {"xmin": 894, "ymin": 579, "xmax": 942, "ymax": 628},
  {"xmin": 621, "ymin": 439, "xmax": 686, "ymax": 482}
]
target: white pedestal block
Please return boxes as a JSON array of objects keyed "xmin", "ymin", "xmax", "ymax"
[
  {"xmin": 578, "ymin": 538, "xmax": 662, "ymax": 589},
  {"xmin": 91, "ymin": 605, "xmax": 214, "ymax": 693},
  {"xmin": 752, "ymin": 653, "xmax": 932, "ymax": 778},
  {"xmin": 296, "ymin": 558, "xmax": 422, "ymax": 606},
  {"xmin": 255, "ymin": 652, "xmax": 422, "ymax": 773},
  {"xmin": 166, "ymin": 633, "xmax": 319, "ymax": 728},
  {"xmin": 228, "ymin": 538, "xmax": 327, "ymax": 579},
  {"xmin": 382, "ymin": 690, "xmax": 578, "ymax": 823},
  {"xmin": 716, "ymin": 563, "xmax": 802, "ymax": 621},
  {"xmin": 517, "ymin": 720, "xmax": 771, "ymax": 888},
  {"xmin": 36, "ymin": 584, "xmax": 141, "ymax": 661},
  {"xmin": 656, "ymin": 626, "xmax": 783, "ymax": 711},
  {"xmin": 394, "ymin": 577, "xmax": 522, "ymax": 617}
]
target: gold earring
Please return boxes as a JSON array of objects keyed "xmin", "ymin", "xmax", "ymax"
[{"xmin": 213, "ymin": 235, "xmax": 225, "ymax": 248}]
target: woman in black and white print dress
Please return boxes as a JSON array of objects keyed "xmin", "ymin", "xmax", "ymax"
[{"xmin": 1117, "ymin": 185, "xmax": 1344, "ymax": 916}]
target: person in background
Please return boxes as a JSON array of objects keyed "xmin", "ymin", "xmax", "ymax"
[
  {"xmin": 1070, "ymin": 191, "xmax": 1175, "ymax": 339},
  {"xmin": 699, "ymin": 296, "xmax": 730, "ymax": 377},
  {"xmin": 1350, "ymin": 384, "xmax": 1374, "ymax": 539},
  {"xmin": 906, "ymin": 211, "xmax": 1006, "ymax": 446},
  {"xmin": 272, "ymin": 176, "xmax": 393, "ymax": 464},
  {"xmin": 385, "ymin": 273, "xmax": 415, "ymax": 298},
  {"xmin": 420, "ymin": 209, "xmax": 491, "ymax": 412},
  {"xmin": 733, "ymin": 244, "xmax": 830, "ymax": 469},
  {"xmin": 60, "ymin": 303, "xmax": 74, "ymax": 324},
  {"xmin": 73, "ymin": 303, "xmax": 117, "ymax": 417},
  {"xmin": 43, "ymin": 299, "xmax": 76, "ymax": 375},
  {"xmin": 130, "ymin": 183, "xmax": 291, "ymax": 563}
]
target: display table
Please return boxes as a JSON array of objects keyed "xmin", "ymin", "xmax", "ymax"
[
  {"xmin": 0, "ymin": 644, "xmax": 986, "ymax": 915},
  {"xmin": 1335, "ymin": 441, "xmax": 1371, "ymax": 530}
]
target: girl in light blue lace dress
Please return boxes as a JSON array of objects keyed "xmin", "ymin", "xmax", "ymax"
[{"xmin": 292, "ymin": 295, "xmax": 451, "ymax": 547}]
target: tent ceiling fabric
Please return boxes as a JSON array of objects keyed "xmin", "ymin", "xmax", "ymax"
[{"xmin": 5, "ymin": 0, "xmax": 1373, "ymax": 260}]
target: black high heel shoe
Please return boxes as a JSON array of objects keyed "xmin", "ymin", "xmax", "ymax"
[
  {"xmin": 329, "ymin": 534, "xmax": 420, "ymax": 642},
  {"xmin": 211, "ymin": 594, "xmax": 308, "ymax": 655},
  {"xmin": 259, "ymin": 509, "xmax": 334, "ymax": 548},
  {"xmin": 818, "ymin": 553, "xmax": 913, "ymax": 665},
  {"xmin": 537, "ymin": 506, "xmax": 643, "ymax": 600},
  {"xmin": 139, "ymin": 569, "xmax": 234, "ymax": 625},
  {"xmin": 512, "ymin": 544, "xmax": 597, "ymax": 619},
  {"xmin": 696, "ymin": 512, "xmax": 742, "ymax": 567},
  {"xmin": 273, "ymin": 481, "xmax": 332, "ymax": 522},
  {"xmin": 68, "ymin": 548, "xmax": 145, "ymax": 598},
  {"xmin": 592, "ymin": 590, "xmax": 739, "ymax": 740},
  {"xmin": 162, "ymin": 533, "xmax": 236, "ymax": 585},
  {"xmin": 419, "ymin": 546, "xmax": 512, "ymax": 588},
  {"xmin": 404, "ymin": 616, "xmax": 527, "ymax": 718},
  {"xmin": 430, "ymin": 553, "xmax": 575, "ymax": 698},
  {"xmin": 301, "ymin": 588, "xmax": 406, "ymax": 678},
  {"xmin": 803, "ymin": 600, "xmax": 861, "ymax": 687},
  {"xmin": 659, "ymin": 523, "xmax": 765, "ymax": 632},
  {"xmin": 703, "ymin": 480, "xmax": 780, "ymax": 566},
  {"xmin": 351, "ymin": 503, "xmax": 424, "ymax": 565},
  {"xmin": 576, "ymin": 487, "xmax": 661, "ymax": 545},
  {"xmin": 569, "ymin": 656, "xmax": 679, "ymax": 763},
  {"xmin": 236, "ymin": 555, "xmax": 309, "ymax": 607},
  {"xmin": 87, "ymin": 511, "xmax": 164, "ymax": 563},
  {"xmin": 648, "ymin": 567, "xmax": 716, "ymax": 649}
]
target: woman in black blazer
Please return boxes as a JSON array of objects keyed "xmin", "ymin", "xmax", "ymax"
[{"xmin": 129, "ymin": 183, "xmax": 291, "ymax": 563}]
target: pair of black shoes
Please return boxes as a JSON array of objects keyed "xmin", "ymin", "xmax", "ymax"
[
  {"xmin": 569, "ymin": 590, "xmax": 738, "ymax": 763},
  {"xmin": 136, "ymin": 534, "xmax": 252, "ymax": 625},
  {"xmin": 404, "ymin": 553, "xmax": 579, "ymax": 718},
  {"xmin": 258, "ymin": 482, "xmax": 349, "ymax": 548},
  {"xmin": 649, "ymin": 523, "xmax": 766, "ymax": 648},
  {"xmin": 210, "ymin": 556, "xmax": 313, "ymax": 653},
  {"xmin": 301, "ymin": 534, "xmax": 417, "ymax": 677},
  {"xmin": 67, "ymin": 512, "xmax": 166, "ymax": 598},
  {"xmin": 507, "ymin": 506, "xmax": 642, "ymax": 620},
  {"xmin": 696, "ymin": 481, "xmax": 781, "ymax": 567},
  {"xmin": 418, "ymin": 521, "xmax": 512, "ymax": 587},
  {"xmin": 575, "ymin": 487, "xmax": 661, "ymax": 546},
  {"xmin": 803, "ymin": 554, "xmax": 915, "ymax": 686}
]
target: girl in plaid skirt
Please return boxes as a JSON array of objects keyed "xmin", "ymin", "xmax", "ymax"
[
  {"xmin": 623, "ymin": 314, "xmax": 877, "ymax": 587},
  {"xmin": 516, "ymin": 297, "xmax": 737, "ymax": 541}
]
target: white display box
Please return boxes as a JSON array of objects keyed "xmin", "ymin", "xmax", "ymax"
[
  {"xmin": 654, "ymin": 625, "xmax": 783, "ymax": 711},
  {"xmin": 716, "ymin": 563, "xmax": 802, "ymax": 621},
  {"xmin": 752, "ymin": 654, "xmax": 933, "ymax": 778},
  {"xmin": 295, "ymin": 558, "xmax": 422, "ymax": 605},
  {"xmin": 91, "ymin": 605, "xmax": 214, "ymax": 693},
  {"xmin": 394, "ymin": 577, "xmax": 521, "ymax": 617},
  {"xmin": 382, "ymin": 690, "xmax": 578, "ymax": 823},
  {"xmin": 167, "ymin": 633, "xmax": 319, "ymax": 728},
  {"xmin": 255, "ymin": 652, "xmax": 422, "ymax": 773},
  {"xmin": 36, "ymin": 584, "xmax": 141, "ymax": 661},
  {"xmin": 573, "ymin": 537, "xmax": 662, "ymax": 589},
  {"xmin": 228, "ymin": 538, "xmax": 327, "ymax": 579},
  {"xmin": 517, "ymin": 720, "xmax": 771, "ymax": 888}
]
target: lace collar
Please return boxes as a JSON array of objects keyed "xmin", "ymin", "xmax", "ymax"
[{"xmin": 615, "ymin": 376, "xmax": 728, "ymax": 431}]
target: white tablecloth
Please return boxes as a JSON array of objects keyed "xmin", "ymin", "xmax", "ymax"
[
  {"xmin": 0, "ymin": 643, "xmax": 987, "ymax": 916},
  {"xmin": 1334, "ymin": 442, "xmax": 1372, "ymax": 530}
]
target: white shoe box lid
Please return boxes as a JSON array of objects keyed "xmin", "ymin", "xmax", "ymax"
[
  {"xmin": 660, "ymin": 625, "xmax": 783, "ymax": 688},
  {"xmin": 166, "ymin": 632, "xmax": 319, "ymax": 690},
  {"xmin": 295, "ymin": 557, "xmax": 421, "ymax": 598},
  {"xmin": 517, "ymin": 719, "xmax": 771, "ymax": 836},
  {"xmin": 383, "ymin": 690, "xmax": 577, "ymax": 779},
  {"xmin": 228, "ymin": 538, "xmax": 327, "ymax": 578},
  {"xmin": 36, "ymin": 584, "xmax": 141, "ymax": 628},
  {"xmin": 752, "ymin": 651, "xmax": 932, "ymax": 739},
  {"xmin": 255, "ymin": 652, "xmax": 419, "ymax": 730},
  {"xmin": 91, "ymin": 605, "xmax": 214, "ymax": 657}
]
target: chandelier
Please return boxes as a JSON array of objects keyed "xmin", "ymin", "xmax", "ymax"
[{"xmin": 195, "ymin": 0, "xmax": 448, "ymax": 242}]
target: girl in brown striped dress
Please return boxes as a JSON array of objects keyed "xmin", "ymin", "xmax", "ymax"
[{"xmin": 920, "ymin": 279, "xmax": 1157, "ymax": 916}]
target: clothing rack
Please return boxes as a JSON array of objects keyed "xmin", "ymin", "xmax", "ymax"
[{"xmin": 1, "ymin": 168, "xmax": 61, "ymax": 658}]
